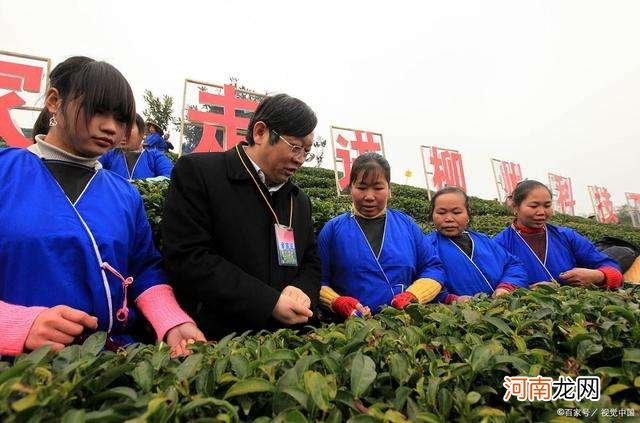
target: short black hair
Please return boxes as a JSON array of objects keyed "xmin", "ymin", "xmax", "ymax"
[
  {"xmin": 349, "ymin": 152, "xmax": 391, "ymax": 186},
  {"xmin": 246, "ymin": 93, "xmax": 317, "ymax": 145},
  {"xmin": 429, "ymin": 186, "xmax": 469, "ymax": 221},
  {"xmin": 32, "ymin": 108, "xmax": 51, "ymax": 141},
  {"xmin": 511, "ymin": 180, "xmax": 553, "ymax": 207},
  {"xmin": 50, "ymin": 56, "xmax": 135, "ymax": 136}
]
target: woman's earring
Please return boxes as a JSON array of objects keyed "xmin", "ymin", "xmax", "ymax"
[{"xmin": 49, "ymin": 115, "xmax": 58, "ymax": 127}]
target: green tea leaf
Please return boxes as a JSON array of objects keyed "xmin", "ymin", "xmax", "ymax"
[
  {"xmin": 466, "ymin": 391, "xmax": 481, "ymax": 404},
  {"xmin": 281, "ymin": 387, "xmax": 309, "ymax": 409},
  {"xmin": 350, "ymin": 351, "xmax": 376, "ymax": 398},
  {"xmin": 303, "ymin": 370, "xmax": 331, "ymax": 412},
  {"xmin": 623, "ymin": 348, "xmax": 640, "ymax": 363},
  {"xmin": 11, "ymin": 393, "xmax": 38, "ymax": 412},
  {"xmin": 483, "ymin": 315, "xmax": 514, "ymax": 336},
  {"xmin": 389, "ymin": 353, "xmax": 410, "ymax": 385},
  {"xmin": 61, "ymin": 409, "xmax": 86, "ymax": 423},
  {"xmin": 175, "ymin": 353, "xmax": 203, "ymax": 382},
  {"xmin": 603, "ymin": 383, "xmax": 629, "ymax": 395},
  {"xmin": 81, "ymin": 332, "xmax": 107, "ymax": 356},
  {"xmin": 273, "ymin": 409, "xmax": 308, "ymax": 423},
  {"xmin": 131, "ymin": 360, "xmax": 153, "ymax": 392},
  {"xmin": 224, "ymin": 377, "xmax": 275, "ymax": 399},
  {"xmin": 230, "ymin": 354, "xmax": 249, "ymax": 378}
]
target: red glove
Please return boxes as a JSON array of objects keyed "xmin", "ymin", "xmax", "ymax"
[
  {"xmin": 391, "ymin": 291, "xmax": 418, "ymax": 310},
  {"xmin": 332, "ymin": 296, "xmax": 360, "ymax": 319}
]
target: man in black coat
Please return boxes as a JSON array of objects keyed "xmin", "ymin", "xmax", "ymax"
[{"xmin": 162, "ymin": 94, "xmax": 321, "ymax": 339}]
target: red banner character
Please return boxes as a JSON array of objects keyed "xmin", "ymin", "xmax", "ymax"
[
  {"xmin": 335, "ymin": 131, "xmax": 382, "ymax": 192},
  {"xmin": 0, "ymin": 60, "xmax": 45, "ymax": 148},
  {"xmin": 626, "ymin": 192, "xmax": 640, "ymax": 209},
  {"xmin": 551, "ymin": 175, "xmax": 576, "ymax": 215},
  {"xmin": 186, "ymin": 84, "xmax": 260, "ymax": 153},
  {"xmin": 430, "ymin": 147, "xmax": 466, "ymax": 191},
  {"xmin": 592, "ymin": 187, "xmax": 618, "ymax": 224},
  {"xmin": 499, "ymin": 161, "xmax": 522, "ymax": 198}
]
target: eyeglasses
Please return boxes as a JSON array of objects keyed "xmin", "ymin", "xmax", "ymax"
[{"xmin": 272, "ymin": 130, "xmax": 310, "ymax": 160}]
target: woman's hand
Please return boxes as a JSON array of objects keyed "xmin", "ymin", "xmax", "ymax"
[
  {"xmin": 332, "ymin": 296, "xmax": 370, "ymax": 319},
  {"xmin": 455, "ymin": 295, "xmax": 473, "ymax": 303},
  {"xmin": 165, "ymin": 322, "xmax": 206, "ymax": 358},
  {"xmin": 559, "ymin": 268, "xmax": 605, "ymax": 287},
  {"xmin": 492, "ymin": 288, "xmax": 510, "ymax": 298},
  {"xmin": 25, "ymin": 305, "xmax": 98, "ymax": 352}
]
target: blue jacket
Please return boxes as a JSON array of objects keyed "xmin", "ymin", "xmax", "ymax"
[
  {"xmin": 99, "ymin": 148, "xmax": 173, "ymax": 180},
  {"xmin": 494, "ymin": 223, "xmax": 621, "ymax": 284},
  {"xmin": 318, "ymin": 209, "xmax": 446, "ymax": 313},
  {"xmin": 0, "ymin": 148, "xmax": 166, "ymax": 336},
  {"xmin": 427, "ymin": 230, "xmax": 528, "ymax": 301},
  {"xmin": 144, "ymin": 133, "xmax": 167, "ymax": 152}
]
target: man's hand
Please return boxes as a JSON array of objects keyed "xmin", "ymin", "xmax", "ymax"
[
  {"xmin": 25, "ymin": 305, "xmax": 98, "ymax": 352},
  {"xmin": 560, "ymin": 268, "xmax": 605, "ymax": 287},
  {"xmin": 492, "ymin": 288, "xmax": 510, "ymax": 298},
  {"xmin": 281, "ymin": 285, "xmax": 311, "ymax": 308},
  {"xmin": 272, "ymin": 294, "xmax": 313, "ymax": 325},
  {"xmin": 165, "ymin": 322, "xmax": 206, "ymax": 358}
]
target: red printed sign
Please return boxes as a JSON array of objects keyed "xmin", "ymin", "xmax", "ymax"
[
  {"xmin": 0, "ymin": 52, "xmax": 50, "ymax": 148},
  {"xmin": 491, "ymin": 159, "xmax": 523, "ymax": 203},
  {"xmin": 626, "ymin": 192, "xmax": 640, "ymax": 209},
  {"xmin": 588, "ymin": 186, "xmax": 618, "ymax": 224},
  {"xmin": 331, "ymin": 126, "xmax": 385, "ymax": 194},
  {"xmin": 420, "ymin": 146, "xmax": 466, "ymax": 192},
  {"xmin": 180, "ymin": 81, "xmax": 264, "ymax": 155},
  {"xmin": 548, "ymin": 173, "xmax": 576, "ymax": 216}
]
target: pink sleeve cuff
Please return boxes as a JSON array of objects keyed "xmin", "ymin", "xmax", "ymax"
[
  {"xmin": 0, "ymin": 301, "xmax": 47, "ymax": 357},
  {"xmin": 444, "ymin": 294, "xmax": 459, "ymax": 305},
  {"xmin": 135, "ymin": 284, "xmax": 195, "ymax": 341},
  {"xmin": 598, "ymin": 266, "xmax": 623, "ymax": 289},
  {"xmin": 496, "ymin": 282, "xmax": 518, "ymax": 292}
]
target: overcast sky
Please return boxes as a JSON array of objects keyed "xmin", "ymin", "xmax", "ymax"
[{"xmin": 3, "ymin": 0, "xmax": 640, "ymax": 215}]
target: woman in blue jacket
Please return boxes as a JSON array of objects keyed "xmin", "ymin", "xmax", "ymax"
[
  {"xmin": 318, "ymin": 153, "xmax": 445, "ymax": 319},
  {"xmin": 144, "ymin": 120, "xmax": 168, "ymax": 152},
  {"xmin": 100, "ymin": 114, "xmax": 173, "ymax": 180},
  {"xmin": 0, "ymin": 56, "xmax": 202, "ymax": 357},
  {"xmin": 494, "ymin": 180, "xmax": 623, "ymax": 289},
  {"xmin": 426, "ymin": 187, "xmax": 528, "ymax": 304}
]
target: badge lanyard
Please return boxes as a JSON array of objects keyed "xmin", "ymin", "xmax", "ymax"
[{"xmin": 236, "ymin": 145, "xmax": 298, "ymax": 266}]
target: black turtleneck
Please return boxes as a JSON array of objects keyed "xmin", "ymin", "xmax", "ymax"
[
  {"xmin": 450, "ymin": 232, "xmax": 473, "ymax": 257},
  {"xmin": 355, "ymin": 215, "xmax": 386, "ymax": 257}
]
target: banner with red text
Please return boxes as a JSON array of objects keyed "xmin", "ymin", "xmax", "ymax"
[
  {"xmin": 491, "ymin": 158, "xmax": 523, "ymax": 203},
  {"xmin": 0, "ymin": 50, "xmax": 50, "ymax": 148},
  {"xmin": 588, "ymin": 185, "xmax": 619, "ymax": 224},
  {"xmin": 179, "ymin": 80, "xmax": 264, "ymax": 155},
  {"xmin": 420, "ymin": 146, "xmax": 467, "ymax": 198},
  {"xmin": 330, "ymin": 126, "xmax": 386, "ymax": 195},
  {"xmin": 626, "ymin": 192, "xmax": 640, "ymax": 228},
  {"xmin": 548, "ymin": 173, "xmax": 576, "ymax": 216}
]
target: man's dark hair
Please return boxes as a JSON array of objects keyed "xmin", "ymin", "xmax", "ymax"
[
  {"xmin": 349, "ymin": 152, "xmax": 391, "ymax": 187},
  {"xmin": 246, "ymin": 93, "xmax": 317, "ymax": 145},
  {"xmin": 511, "ymin": 180, "xmax": 553, "ymax": 207},
  {"xmin": 50, "ymin": 56, "xmax": 136, "ymax": 136},
  {"xmin": 429, "ymin": 186, "xmax": 470, "ymax": 221}
]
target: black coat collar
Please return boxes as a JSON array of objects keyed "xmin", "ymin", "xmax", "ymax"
[{"xmin": 224, "ymin": 142, "xmax": 299, "ymax": 196}]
